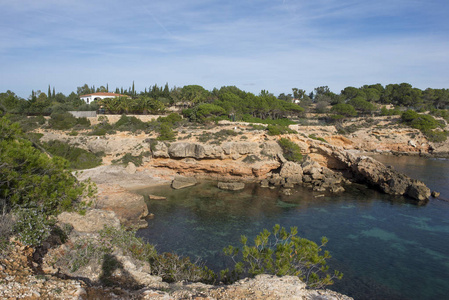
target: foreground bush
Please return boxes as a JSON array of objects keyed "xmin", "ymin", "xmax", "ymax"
[
  {"xmin": 221, "ymin": 224, "xmax": 342, "ymax": 288},
  {"xmin": 0, "ymin": 116, "xmax": 91, "ymax": 246}
]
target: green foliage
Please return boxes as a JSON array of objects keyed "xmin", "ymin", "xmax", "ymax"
[
  {"xmin": 277, "ymin": 138, "xmax": 303, "ymax": 162},
  {"xmin": 41, "ymin": 140, "xmax": 103, "ymax": 169},
  {"xmin": 88, "ymin": 122, "xmax": 115, "ymax": 136},
  {"xmin": 422, "ymin": 129, "xmax": 448, "ymax": 143},
  {"xmin": 114, "ymin": 114, "xmax": 148, "ymax": 132},
  {"xmin": 183, "ymin": 103, "xmax": 226, "ymax": 123},
  {"xmin": 266, "ymin": 124, "xmax": 297, "ymax": 136},
  {"xmin": 0, "ymin": 116, "xmax": 90, "ymax": 246},
  {"xmin": 157, "ymin": 123, "xmax": 176, "ymax": 141},
  {"xmin": 48, "ymin": 112, "xmax": 90, "ymax": 130},
  {"xmin": 13, "ymin": 207, "xmax": 54, "ymax": 246},
  {"xmin": 242, "ymin": 115, "xmax": 295, "ymax": 126},
  {"xmin": 222, "ymin": 225, "xmax": 342, "ymax": 288},
  {"xmin": 330, "ymin": 103, "xmax": 357, "ymax": 118},
  {"xmin": 308, "ymin": 134, "xmax": 328, "ymax": 143},
  {"xmin": 401, "ymin": 110, "xmax": 440, "ymax": 131},
  {"xmin": 348, "ymin": 96, "xmax": 376, "ymax": 114},
  {"xmin": 380, "ymin": 106, "xmax": 401, "ymax": 116}
]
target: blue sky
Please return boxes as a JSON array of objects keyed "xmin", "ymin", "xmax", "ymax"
[{"xmin": 1, "ymin": 0, "xmax": 448, "ymax": 98}]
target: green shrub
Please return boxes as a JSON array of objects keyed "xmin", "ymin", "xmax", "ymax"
[
  {"xmin": 114, "ymin": 114, "xmax": 147, "ymax": 132},
  {"xmin": 88, "ymin": 122, "xmax": 115, "ymax": 136},
  {"xmin": 157, "ymin": 123, "xmax": 176, "ymax": 141},
  {"xmin": 13, "ymin": 208, "xmax": 54, "ymax": 246},
  {"xmin": 278, "ymin": 138, "xmax": 303, "ymax": 162},
  {"xmin": 41, "ymin": 140, "xmax": 103, "ymax": 169},
  {"xmin": 266, "ymin": 124, "xmax": 297, "ymax": 136},
  {"xmin": 423, "ymin": 129, "xmax": 448, "ymax": 143},
  {"xmin": 222, "ymin": 224, "xmax": 342, "ymax": 288},
  {"xmin": 0, "ymin": 117, "xmax": 86, "ymax": 215},
  {"xmin": 308, "ymin": 134, "xmax": 328, "ymax": 143},
  {"xmin": 48, "ymin": 112, "xmax": 90, "ymax": 130},
  {"xmin": 401, "ymin": 110, "xmax": 441, "ymax": 131}
]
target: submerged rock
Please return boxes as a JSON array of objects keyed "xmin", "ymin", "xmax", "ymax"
[
  {"xmin": 171, "ymin": 175, "xmax": 197, "ymax": 189},
  {"xmin": 218, "ymin": 181, "xmax": 245, "ymax": 191}
]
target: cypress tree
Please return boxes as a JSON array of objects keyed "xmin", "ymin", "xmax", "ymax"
[
  {"xmin": 52, "ymin": 87, "xmax": 55, "ymax": 99},
  {"xmin": 48, "ymin": 85, "xmax": 51, "ymax": 99}
]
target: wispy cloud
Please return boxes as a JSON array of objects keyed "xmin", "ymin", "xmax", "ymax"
[{"xmin": 0, "ymin": 0, "xmax": 448, "ymax": 97}]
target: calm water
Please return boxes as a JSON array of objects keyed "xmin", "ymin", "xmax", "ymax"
[{"xmin": 135, "ymin": 155, "xmax": 449, "ymax": 300}]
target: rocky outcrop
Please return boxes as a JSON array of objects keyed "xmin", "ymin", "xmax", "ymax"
[
  {"xmin": 218, "ymin": 181, "xmax": 245, "ymax": 191},
  {"xmin": 304, "ymin": 139, "xmax": 431, "ymax": 202},
  {"xmin": 351, "ymin": 156, "xmax": 431, "ymax": 201},
  {"xmin": 171, "ymin": 175, "xmax": 198, "ymax": 189},
  {"xmin": 96, "ymin": 184, "xmax": 150, "ymax": 229},
  {"xmin": 57, "ymin": 209, "xmax": 120, "ymax": 233}
]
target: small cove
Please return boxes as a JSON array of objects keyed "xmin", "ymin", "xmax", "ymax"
[{"xmin": 135, "ymin": 155, "xmax": 449, "ymax": 300}]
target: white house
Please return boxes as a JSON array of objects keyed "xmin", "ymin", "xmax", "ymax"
[{"xmin": 79, "ymin": 92, "xmax": 129, "ymax": 104}]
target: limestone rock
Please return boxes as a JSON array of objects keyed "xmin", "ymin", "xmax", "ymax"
[
  {"xmin": 352, "ymin": 156, "xmax": 431, "ymax": 202},
  {"xmin": 279, "ymin": 161, "xmax": 303, "ymax": 184},
  {"xmin": 152, "ymin": 141, "xmax": 169, "ymax": 158},
  {"xmin": 125, "ymin": 162, "xmax": 137, "ymax": 174},
  {"xmin": 58, "ymin": 209, "xmax": 120, "ymax": 233},
  {"xmin": 96, "ymin": 184, "xmax": 149, "ymax": 229},
  {"xmin": 168, "ymin": 143, "xmax": 206, "ymax": 159},
  {"xmin": 148, "ymin": 194, "xmax": 167, "ymax": 200},
  {"xmin": 218, "ymin": 181, "xmax": 245, "ymax": 191},
  {"xmin": 432, "ymin": 191, "xmax": 441, "ymax": 198},
  {"xmin": 171, "ymin": 175, "xmax": 197, "ymax": 189}
]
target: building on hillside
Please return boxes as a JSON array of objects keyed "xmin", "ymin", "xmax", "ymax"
[{"xmin": 79, "ymin": 92, "xmax": 130, "ymax": 104}]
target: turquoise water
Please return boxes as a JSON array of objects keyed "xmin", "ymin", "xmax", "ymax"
[{"xmin": 135, "ymin": 155, "xmax": 449, "ymax": 300}]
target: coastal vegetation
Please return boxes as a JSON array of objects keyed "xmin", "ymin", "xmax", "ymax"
[{"xmin": 0, "ymin": 81, "xmax": 448, "ymax": 296}]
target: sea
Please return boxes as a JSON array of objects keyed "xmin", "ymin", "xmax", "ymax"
[{"xmin": 135, "ymin": 155, "xmax": 449, "ymax": 300}]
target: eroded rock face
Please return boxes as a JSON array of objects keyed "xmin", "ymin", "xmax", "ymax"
[{"xmin": 279, "ymin": 161, "xmax": 303, "ymax": 184}]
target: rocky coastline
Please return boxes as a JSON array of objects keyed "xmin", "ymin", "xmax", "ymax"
[{"xmin": 20, "ymin": 116, "xmax": 447, "ymax": 299}]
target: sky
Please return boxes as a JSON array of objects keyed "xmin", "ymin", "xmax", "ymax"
[{"xmin": 1, "ymin": 0, "xmax": 449, "ymax": 99}]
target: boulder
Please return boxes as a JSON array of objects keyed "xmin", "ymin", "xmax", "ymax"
[
  {"xmin": 171, "ymin": 175, "xmax": 197, "ymax": 189},
  {"xmin": 96, "ymin": 185, "xmax": 149, "ymax": 229},
  {"xmin": 260, "ymin": 142, "xmax": 282, "ymax": 157},
  {"xmin": 152, "ymin": 141, "xmax": 169, "ymax": 158},
  {"xmin": 168, "ymin": 143, "xmax": 206, "ymax": 159},
  {"xmin": 279, "ymin": 161, "xmax": 303, "ymax": 184},
  {"xmin": 218, "ymin": 181, "xmax": 245, "ymax": 191}
]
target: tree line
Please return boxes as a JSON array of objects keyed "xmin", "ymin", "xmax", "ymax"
[{"xmin": 1, "ymin": 83, "xmax": 448, "ymax": 121}]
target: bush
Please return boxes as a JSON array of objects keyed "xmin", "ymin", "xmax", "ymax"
[
  {"xmin": 13, "ymin": 208, "xmax": 54, "ymax": 246},
  {"xmin": 266, "ymin": 124, "xmax": 297, "ymax": 136},
  {"xmin": 222, "ymin": 224, "xmax": 342, "ymax": 288},
  {"xmin": 278, "ymin": 138, "xmax": 303, "ymax": 162},
  {"xmin": 114, "ymin": 114, "xmax": 148, "ymax": 132},
  {"xmin": 401, "ymin": 110, "xmax": 441, "ymax": 131},
  {"xmin": 48, "ymin": 112, "xmax": 90, "ymax": 130},
  {"xmin": 157, "ymin": 122, "xmax": 176, "ymax": 141},
  {"xmin": 308, "ymin": 134, "xmax": 328, "ymax": 143},
  {"xmin": 41, "ymin": 140, "xmax": 103, "ymax": 169},
  {"xmin": 0, "ymin": 116, "xmax": 90, "ymax": 245}
]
